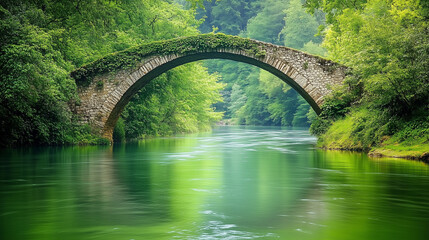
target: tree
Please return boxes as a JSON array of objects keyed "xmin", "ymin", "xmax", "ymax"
[
  {"xmin": 201, "ymin": 0, "xmax": 318, "ymax": 127},
  {"xmin": 247, "ymin": 0, "xmax": 287, "ymax": 44},
  {"xmin": 119, "ymin": 63, "xmax": 224, "ymax": 139},
  {"xmin": 0, "ymin": 3, "xmax": 76, "ymax": 146},
  {"xmin": 282, "ymin": 0, "xmax": 323, "ymax": 51},
  {"xmin": 307, "ymin": 0, "xmax": 429, "ymax": 150},
  {"xmin": 228, "ymin": 83, "xmax": 247, "ymax": 122},
  {"xmin": 322, "ymin": 0, "xmax": 429, "ymax": 115},
  {"xmin": 198, "ymin": 0, "xmax": 261, "ymax": 35}
]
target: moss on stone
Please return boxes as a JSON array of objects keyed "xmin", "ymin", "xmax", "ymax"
[{"xmin": 71, "ymin": 33, "xmax": 266, "ymax": 85}]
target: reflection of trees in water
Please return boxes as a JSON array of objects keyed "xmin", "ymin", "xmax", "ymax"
[{"xmin": 3, "ymin": 129, "xmax": 429, "ymax": 239}]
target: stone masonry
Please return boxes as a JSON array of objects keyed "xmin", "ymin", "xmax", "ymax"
[{"xmin": 72, "ymin": 37, "xmax": 347, "ymax": 140}]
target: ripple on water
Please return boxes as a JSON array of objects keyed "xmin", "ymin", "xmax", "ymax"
[
  {"xmin": 194, "ymin": 220, "xmax": 278, "ymax": 240},
  {"xmin": 267, "ymin": 146, "xmax": 296, "ymax": 153},
  {"xmin": 192, "ymin": 188, "xmax": 220, "ymax": 194}
]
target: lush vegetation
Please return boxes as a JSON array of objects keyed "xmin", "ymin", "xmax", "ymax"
[
  {"xmin": 114, "ymin": 62, "xmax": 224, "ymax": 140},
  {"xmin": 307, "ymin": 0, "xmax": 429, "ymax": 159},
  {"xmin": 2, "ymin": 0, "xmax": 426, "ymax": 158},
  {"xmin": 0, "ymin": 0, "xmax": 329, "ymax": 146},
  {"xmin": 197, "ymin": 0, "xmax": 324, "ymax": 126},
  {"xmin": 0, "ymin": 0, "xmax": 223, "ymax": 146}
]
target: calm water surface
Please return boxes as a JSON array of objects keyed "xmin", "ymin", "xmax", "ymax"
[{"xmin": 1, "ymin": 126, "xmax": 429, "ymax": 239}]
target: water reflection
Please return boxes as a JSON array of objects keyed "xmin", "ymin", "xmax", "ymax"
[{"xmin": 0, "ymin": 126, "xmax": 429, "ymax": 239}]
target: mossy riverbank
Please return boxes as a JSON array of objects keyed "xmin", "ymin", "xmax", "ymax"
[{"xmin": 315, "ymin": 113, "xmax": 429, "ymax": 162}]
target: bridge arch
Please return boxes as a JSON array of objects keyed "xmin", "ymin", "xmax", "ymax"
[{"xmin": 71, "ymin": 34, "xmax": 347, "ymax": 140}]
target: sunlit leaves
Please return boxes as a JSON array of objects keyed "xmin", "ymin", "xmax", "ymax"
[
  {"xmin": 323, "ymin": 0, "xmax": 428, "ymax": 114},
  {"xmin": 121, "ymin": 63, "xmax": 224, "ymax": 139},
  {"xmin": 304, "ymin": 0, "xmax": 367, "ymax": 24},
  {"xmin": 308, "ymin": 0, "xmax": 428, "ymax": 150}
]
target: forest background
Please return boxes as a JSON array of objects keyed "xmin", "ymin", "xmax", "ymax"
[{"xmin": 0, "ymin": 0, "xmax": 428, "ymax": 158}]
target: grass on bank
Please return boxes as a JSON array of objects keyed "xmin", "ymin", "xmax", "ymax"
[{"xmin": 316, "ymin": 108, "xmax": 429, "ymax": 160}]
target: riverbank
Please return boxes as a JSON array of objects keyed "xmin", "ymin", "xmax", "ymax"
[
  {"xmin": 369, "ymin": 145, "xmax": 429, "ymax": 162},
  {"xmin": 320, "ymin": 145, "xmax": 429, "ymax": 162},
  {"xmin": 315, "ymin": 116, "xmax": 429, "ymax": 162}
]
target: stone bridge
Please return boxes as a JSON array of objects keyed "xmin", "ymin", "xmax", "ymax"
[{"xmin": 70, "ymin": 34, "xmax": 347, "ymax": 140}]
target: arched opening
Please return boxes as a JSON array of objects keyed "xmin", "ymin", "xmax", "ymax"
[{"xmin": 103, "ymin": 52, "xmax": 321, "ymax": 139}]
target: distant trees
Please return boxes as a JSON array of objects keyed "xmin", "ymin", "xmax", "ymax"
[
  {"xmin": 228, "ymin": 84, "xmax": 247, "ymax": 122},
  {"xmin": 198, "ymin": 0, "xmax": 323, "ymax": 127},
  {"xmin": 282, "ymin": 0, "xmax": 323, "ymax": 50},
  {"xmin": 247, "ymin": 0, "xmax": 286, "ymax": 44},
  {"xmin": 198, "ymin": 0, "xmax": 261, "ymax": 35}
]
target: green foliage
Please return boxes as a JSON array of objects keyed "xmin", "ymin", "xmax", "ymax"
[
  {"xmin": 228, "ymin": 83, "xmax": 247, "ymax": 122},
  {"xmin": 198, "ymin": 0, "xmax": 323, "ymax": 128},
  {"xmin": 259, "ymin": 70, "xmax": 301, "ymax": 126},
  {"xmin": 301, "ymin": 41, "xmax": 327, "ymax": 56},
  {"xmin": 386, "ymin": 116, "xmax": 429, "ymax": 145},
  {"xmin": 95, "ymin": 80, "xmax": 104, "ymax": 90},
  {"xmin": 304, "ymin": 0, "xmax": 367, "ymax": 24},
  {"xmin": 310, "ymin": 74, "xmax": 357, "ymax": 138},
  {"xmin": 240, "ymin": 85, "xmax": 273, "ymax": 125},
  {"xmin": 307, "ymin": 0, "xmax": 429, "ymax": 156},
  {"xmin": 309, "ymin": 117, "xmax": 332, "ymax": 136},
  {"xmin": 282, "ymin": 0, "xmax": 321, "ymax": 49},
  {"xmin": 121, "ymin": 63, "xmax": 224, "ymax": 139},
  {"xmin": 0, "ymin": 3, "xmax": 77, "ymax": 146},
  {"xmin": 113, "ymin": 118, "xmax": 126, "ymax": 142},
  {"xmin": 244, "ymin": 0, "xmax": 325, "ymax": 126},
  {"xmin": 370, "ymin": 115, "xmax": 429, "ymax": 159},
  {"xmin": 204, "ymin": 60, "xmax": 260, "ymax": 119},
  {"xmin": 197, "ymin": 0, "xmax": 261, "ymax": 35},
  {"xmin": 314, "ymin": 107, "xmax": 428, "ymax": 153},
  {"xmin": 60, "ymin": 123, "xmax": 110, "ymax": 145},
  {"xmin": 322, "ymin": 0, "xmax": 428, "ymax": 115},
  {"xmin": 292, "ymin": 97, "xmax": 312, "ymax": 127},
  {"xmin": 0, "ymin": 0, "xmax": 226, "ymax": 146},
  {"xmin": 247, "ymin": 0, "xmax": 287, "ymax": 44},
  {"xmin": 318, "ymin": 87, "xmax": 353, "ymax": 120}
]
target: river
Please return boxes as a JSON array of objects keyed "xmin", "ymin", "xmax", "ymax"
[{"xmin": 1, "ymin": 126, "xmax": 429, "ymax": 239}]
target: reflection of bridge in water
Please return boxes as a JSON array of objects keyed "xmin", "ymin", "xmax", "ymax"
[{"xmin": 71, "ymin": 34, "xmax": 347, "ymax": 140}]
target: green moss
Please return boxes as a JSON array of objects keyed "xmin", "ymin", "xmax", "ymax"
[
  {"xmin": 71, "ymin": 33, "xmax": 267, "ymax": 85},
  {"xmin": 303, "ymin": 62, "xmax": 309, "ymax": 70},
  {"xmin": 96, "ymin": 80, "xmax": 104, "ymax": 89}
]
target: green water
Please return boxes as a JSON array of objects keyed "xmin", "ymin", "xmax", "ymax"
[{"xmin": 1, "ymin": 126, "xmax": 429, "ymax": 239}]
